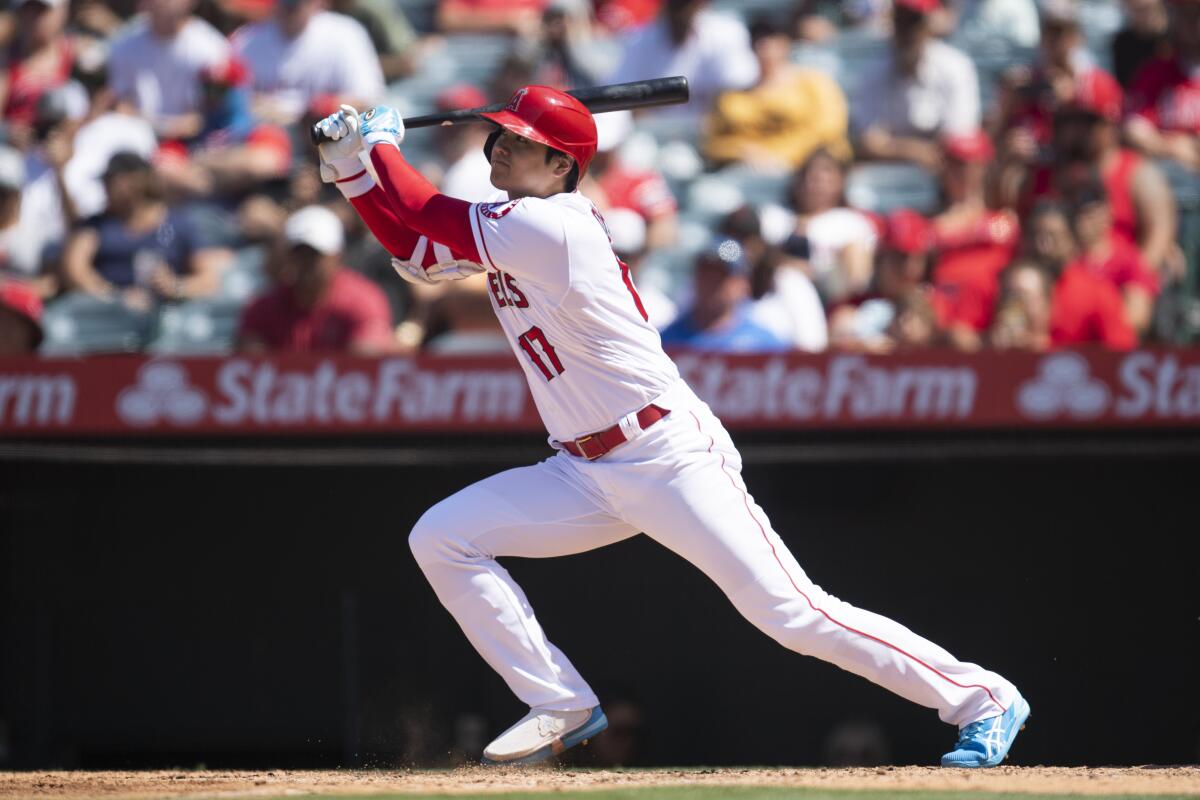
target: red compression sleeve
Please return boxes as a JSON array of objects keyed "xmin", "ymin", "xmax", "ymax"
[
  {"xmin": 349, "ymin": 185, "xmax": 423, "ymax": 258},
  {"xmin": 369, "ymin": 145, "xmax": 482, "ymax": 263}
]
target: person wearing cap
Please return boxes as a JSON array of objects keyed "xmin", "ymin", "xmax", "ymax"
[
  {"xmin": 238, "ymin": 205, "xmax": 393, "ymax": 353},
  {"xmin": 701, "ymin": 15, "xmax": 850, "ymax": 172},
  {"xmin": 828, "ymin": 208, "xmax": 946, "ymax": 352},
  {"xmin": 1013, "ymin": 65, "xmax": 1180, "ymax": 277},
  {"xmin": 658, "ymin": 237, "xmax": 788, "ymax": 352},
  {"xmin": 852, "ymin": 0, "xmax": 981, "ymax": 171},
  {"xmin": 231, "ymin": 0, "xmax": 383, "ymax": 126},
  {"xmin": 1016, "ymin": 200, "xmax": 1136, "ymax": 348},
  {"xmin": 1124, "ymin": 0, "xmax": 1200, "ymax": 169},
  {"xmin": 580, "ymin": 109, "xmax": 679, "ymax": 250},
  {"xmin": 0, "ymin": 279, "xmax": 44, "ymax": 355},
  {"xmin": 61, "ymin": 151, "xmax": 229, "ymax": 306},
  {"xmin": 928, "ymin": 131, "xmax": 1020, "ymax": 346},
  {"xmin": 1063, "ymin": 177, "xmax": 1160, "ymax": 334},
  {"xmin": 608, "ymin": 0, "xmax": 759, "ymax": 122},
  {"xmin": 526, "ymin": 0, "xmax": 609, "ymax": 91},
  {"xmin": 1, "ymin": 0, "xmax": 73, "ymax": 134},
  {"xmin": 106, "ymin": 0, "xmax": 231, "ymax": 141}
]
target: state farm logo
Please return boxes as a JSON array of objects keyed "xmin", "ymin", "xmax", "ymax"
[
  {"xmin": 116, "ymin": 362, "xmax": 207, "ymax": 427},
  {"xmin": 1016, "ymin": 353, "xmax": 1110, "ymax": 420}
]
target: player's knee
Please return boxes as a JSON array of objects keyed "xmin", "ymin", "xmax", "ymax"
[{"xmin": 408, "ymin": 501, "xmax": 470, "ymax": 565}]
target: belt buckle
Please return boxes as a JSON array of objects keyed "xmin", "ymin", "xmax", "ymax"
[{"xmin": 575, "ymin": 434, "xmax": 603, "ymax": 461}]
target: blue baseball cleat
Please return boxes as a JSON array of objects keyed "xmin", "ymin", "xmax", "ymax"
[
  {"xmin": 941, "ymin": 693, "xmax": 1031, "ymax": 768},
  {"xmin": 481, "ymin": 706, "xmax": 608, "ymax": 766}
]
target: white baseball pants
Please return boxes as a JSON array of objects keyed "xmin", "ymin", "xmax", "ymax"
[{"xmin": 408, "ymin": 382, "xmax": 1017, "ymax": 728}]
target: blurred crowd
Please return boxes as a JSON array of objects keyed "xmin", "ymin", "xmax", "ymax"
[{"xmin": 0, "ymin": 0, "xmax": 1197, "ymax": 358}]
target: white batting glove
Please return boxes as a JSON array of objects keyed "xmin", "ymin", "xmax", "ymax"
[
  {"xmin": 391, "ymin": 258, "xmax": 485, "ymax": 286},
  {"xmin": 359, "ymin": 105, "xmax": 405, "ymax": 150},
  {"xmin": 317, "ymin": 104, "xmax": 365, "ymax": 183}
]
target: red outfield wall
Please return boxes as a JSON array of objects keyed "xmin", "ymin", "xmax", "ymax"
[{"xmin": 3, "ymin": 348, "xmax": 1200, "ymax": 435}]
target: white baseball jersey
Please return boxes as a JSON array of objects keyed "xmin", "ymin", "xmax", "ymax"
[{"xmin": 401, "ymin": 190, "xmax": 681, "ymax": 443}]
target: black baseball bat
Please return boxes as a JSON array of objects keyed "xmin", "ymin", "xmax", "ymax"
[{"xmin": 310, "ymin": 75, "xmax": 689, "ymax": 146}]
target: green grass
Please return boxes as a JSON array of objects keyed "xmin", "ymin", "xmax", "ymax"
[{"xmin": 286, "ymin": 789, "xmax": 1198, "ymax": 800}]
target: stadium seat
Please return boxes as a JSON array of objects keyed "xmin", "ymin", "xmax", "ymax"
[
  {"xmin": 219, "ymin": 246, "xmax": 268, "ymax": 302},
  {"xmin": 148, "ymin": 298, "xmax": 246, "ymax": 355},
  {"xmin": 40, "ymin": 293, "xmax": 157, "ymax": 356},
  {"xmin": 845, "ymin": 162, "xmax": 940, "ymax": 215}
]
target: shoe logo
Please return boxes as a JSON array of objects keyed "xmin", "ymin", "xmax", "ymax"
[
  {"xmin": 979, "ymin": 716, "xmax": 1005, "ymax": 759},
  {"xmin": 1016, "ymin": 353, "xmax": 1110, "ymax": 420},
  {"xmin": 116, "ymin": 361, "xmax": 207, "ymax": 427}
]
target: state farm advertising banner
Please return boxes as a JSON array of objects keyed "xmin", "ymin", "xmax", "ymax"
[{"xmin": 1, "ymin": 349, "xmax": 1199, "ymax": 436}]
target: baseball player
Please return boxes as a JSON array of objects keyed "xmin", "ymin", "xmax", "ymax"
[{"xmin": 314, "ymin": 87, "xmax": 1029, "ymax": 768}]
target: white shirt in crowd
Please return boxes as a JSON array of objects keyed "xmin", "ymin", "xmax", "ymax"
[
  {"xmin": 851, "ymin": 38, "xmax": 980, "ymax": 137},
  {"xmin": 441, "ymin": 150, "xmax": 496, "ymax": 204},
  {"xmin": 64, "ymin": 112, "xmax": 158, "ymax": 218},
  {"xmin": 108, "ymin": 17, "xmax": 230, "ymax": 121},
  {"xmin": 955, "ymin": 0, "xmax": 1040, "ymax": 49},
  {"xmin": 232, "ymin": 11, "xmax": 384, "ymax": 123},
  {"xmin": 1, "ymin": 157, "xmax": 60, "ymax": 277},
  {"xmin": 610, "ymin": 9, "xmax": 759, "ymax": 119},
  {"xmin": 748, "ymin": 267, "xmax": 828, "ymax": 353}
]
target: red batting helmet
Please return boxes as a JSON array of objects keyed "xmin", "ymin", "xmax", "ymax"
[{"xmin": 481, "ymin": 85, "xmax": 598, "ymax": 187}]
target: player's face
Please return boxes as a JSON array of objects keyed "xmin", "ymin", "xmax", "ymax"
[{"xmin": 489, "ymin": 130, "xmax": 573, "ymax": 198}]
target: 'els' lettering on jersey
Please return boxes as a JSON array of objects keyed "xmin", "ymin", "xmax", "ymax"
[{"xmin": 488, "ymin": 270, "xmax": 529, "ymax": 308}]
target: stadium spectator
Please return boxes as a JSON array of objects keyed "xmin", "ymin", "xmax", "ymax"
[
  {"xmin": 828, "ymin": 208, "xmax": 943, "ymax": 352},
  {"xmin": 1112, "ymin": 0, "xmax": 1172, "ymax": 88},
  {"xmin": 995, "ymin": 0, "xmax": 1124, "ymax": 160},
  {"xmin": 1123, "ymin": 0, "xmax": 1200, "ymax": 170},
  {"xmin": 604, "ymin": 206, "xmax": 676, "ymax": 329},
  {"xmin": 1063, "ymin": 178, "xmax": 1159, "ymax": 334},
  {"xmin": 581, "ymin": 110, "xmax": 678, "ymax": 249},
  {"xmin": 329, "ymin": 0, "xmax": 418, "ymax": 82},
  {"xmin": 430, "ymin": 84, "xmax": 496, "ymax": 203},
  {"xmin": 595, "ymin": 0, "xmax": 660, "ymax": 33},
  {"xmin": 238, "ymin": 205, "xmax": 394, "ymax": 353},
  {"xmin": 153, "ymin": 58, "xmax": 292, "ymax": 200},
  {"xmin": 989, "ymin": 260, "xmax": 1054, "ymax": 350},
  {"xmin": 930, "ymin": 131, "xmax": 1020, "ymax": 348},
  {"xmin": 948, "ymin": 0, "xmax": 1041, "ymax": 49},
  {"xmin": 702, "ymin": 16, "xmax": 850, "ymax": 172},
  {"xmin": 106, "ymin": 0, "xmax": 232, "ymax": 141},
  {"xmin": 1022, "ymin": 78, "xmax": 1180, "ymax": 276},
  {"xmin": 437, "ymin": 0, "xmax": 548, "ymax": 37},
  {"xmin": 61, "ymin": 152, "xmax": 229, "ymax": 307},
  {"xmin": 231, "ymin": 0, "xmax": 384, "ymax": 126},
  {"xmin": 717, "ymin": 204, "xmax": 827, "ymax": 353},
  {"xmin": 0, "ymin": 279, "xmax": 43, "ymax": 355},
  {"xmin": 659, "ymin": 237, "xmax": 787, "ymax": 352},
  {"xmin": 0, "ymin": 141, "xmax": 63, "ymax": 296},
  {"xmin": 526, "ymin": 0, "xmax": 608, "ymax": 90},
  {"xmin": 852, "ymin": 0, "xmax": 981, "ymax": 170},
  {"xmin": 1, "ymin": 0, "xmax": 73, "ymax": 141},
  {"xmin": 422, "ymin": 282, "xmax": 508, "ymax": 354},
  {"xmin": 768, "ymin": 148, "xmax": 876, "ymax": 304},
  {"xmin": 609, "ymin": 0, "xmax": 759, "ymax": 121},
  {"xmin": 1019, "ymin": 201, "xmax": 1136, "ymax": 349}
]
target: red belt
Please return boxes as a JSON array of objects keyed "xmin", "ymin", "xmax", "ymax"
[{"xmin": 557, "ymin": 404, "xmax": 669, "ymax": 461}]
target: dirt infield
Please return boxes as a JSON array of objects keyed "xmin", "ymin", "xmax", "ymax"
[{"xmin": 2, "ymin": 767, "xmax": 1198, "ymax": 799}]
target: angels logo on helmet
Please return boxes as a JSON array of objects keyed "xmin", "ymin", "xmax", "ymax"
[{"xmin": 507, "ymin": 88, "xmax": 529, "ymax": 113}]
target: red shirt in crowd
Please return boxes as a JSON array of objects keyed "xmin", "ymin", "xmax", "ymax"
[
  {"xmin": 595, "ymin": 0, "xmax": 661, "ymax": 32},
  {"xmin": 1050, "ymin": 264, "xmax": 1136, "ymax": 350},
  {"xmin": 2, "ymin": 39, "xmax": 73, "ymax": 125},
  {"xmin": 239, "ymin": 268, "xmax": 394, "ymax": 352},
  {"xmin": 931, "ymin": 210, "xmax": 1021, "ymax": 331},
  {"xmin": 596, "ymin": 162, "xmax": 677, "ymax": 222},
  {"xmin": 1025, "ymin": 148, "xmax": 1142, "ymax": 252},
  {"xmin": 1009, "ymin": 65, "xmax": 1122, "ymax": 146},
  {"xmin": 1073, "ymin": 235, "xmax": 1161, "ymax": 296},
  {"xmin": 1127, "ymin": 56, "xmax": 1200, "ymax": 134}
]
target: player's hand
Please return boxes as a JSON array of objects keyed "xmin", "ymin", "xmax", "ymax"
[
  {"xmin": 360, "ymin": 105, "xmax": 405, "ymax": 150},
  {"xmin": 391, "ymin": 257, "xmax": 484, "ymax": 286},
  {"xmin": 317, "ymin": 104, "xmax": 365, "ymax": 183}
]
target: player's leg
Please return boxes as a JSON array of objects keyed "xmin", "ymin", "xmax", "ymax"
[
  {"xmin": 608, "ymin": 403, "xmax": 1025, "ymax": 754},
  {"xmin": 409, "ymin": 454, "xmax": 636, "ymax": 712}
]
